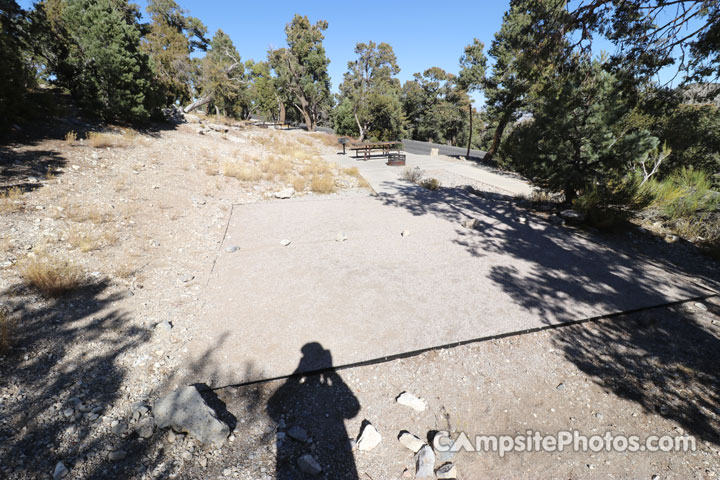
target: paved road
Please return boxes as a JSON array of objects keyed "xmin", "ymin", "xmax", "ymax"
[
  {"xmin": 332, "ymin": 151, "xmax": 534, "ymax": 196},
  {"xmin": 402, "ymin": 139, "xmax": 487, "ymax": 160}
]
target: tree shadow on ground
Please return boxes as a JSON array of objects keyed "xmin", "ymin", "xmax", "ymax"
[
  {"xmin": 376, "ymin": 183, "xmax": 720, "ymax": 445},
  {"xmin": 551, "ymin": 303, "xmax": 720, "ymax": 445},
  {"xmin": 0, "ymin": 146, "xmax": 66, "ymax": 193},
  {"xmin": 267, "ymin": 342, "xmax": 360, "ymax": 480}
]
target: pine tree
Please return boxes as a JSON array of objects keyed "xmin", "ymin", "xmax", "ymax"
[
  {"xmin": 336, "ymin": 41, "xmax": 404, "ymax": 141},
  {"xmin": 0, "ymin": 0, "xmax": 34, "ymax": 125},
  {"xmin": 34, "ymin": 0, "xmax": 158, "ymax": 121}
]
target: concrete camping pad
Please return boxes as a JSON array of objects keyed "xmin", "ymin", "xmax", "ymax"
[{"xmin": 195, "ymin": 190, "xmax": 714, "ymax": 386}]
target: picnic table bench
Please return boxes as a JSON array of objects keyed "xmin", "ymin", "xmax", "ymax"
[{"xmin": 348, "ymin": 141, "xmax": 403, "ymax": 160}]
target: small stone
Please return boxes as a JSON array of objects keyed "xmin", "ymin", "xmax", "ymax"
[
  {"xmin": 280, "ymin": 239, "xmax": 291, "ymax": 247},
  {"xmin": 398, "ymin": 431, "xmax": 425, "ymax": 452},
  {"xmin": 694, "ymin": 302, "xmax": 708, "ymax": 312},
  {"xmin": 396, "ymin": 392, "xmax": 426, "ymax": 412},
  {"xmin": 109, "ymin": 450, "xmax": 127, "ymax": 461},
  {"xmin": 401, "ymin": 230, "xmax": 410, "ymax": 237},
  {"xmin": 274, "ymin": 188, "xmax": 295, "ymax": 199},
  {"xmin": 167, "ymin": 430, "xmax": 176, "ymax": 443},
  {"xmin": 356, "ymin": 422, "xmax": 382, "ymax": 451},
  {"xmin": 297, "ymin": 454, "xmax": 322, "ymax": 475},
  {"xmin": 461, "ymin": 218, "xmax": 478, "ymax": 229},
  {"xmin": 651, "ymin": 475, "xmax": 660, "ymax": 480},
  {"xmin": 137, "ymin": 417, "xmax": 155, "ymax": 438},
  {"xmin": 199, "ymin": 457, "xmax": 207, "ymax": 468},
  {"xmin": 556, "ymin": 383, "xmax": 565, "ymax": 391},
  {"xmin": 156, "ymin": 320, "xmax": 172, "ymax": 331},
  {"xmin": 665, "ymin": 234, "xmax": 679, "ymax": 243},
  {"xmin": 224, "ymin": 246, "xmax": 239, "ymax": 253},
  {"xmin": 181, "ymin": 274, "xmax": 194, "ymax": 283},
  {"xmin": 53, "ymin": 461, "xmax": 68, "ymax": 480},
  {"xmin": 436, "ymin": 462, "xmax": 457, "ymax": 479},
  {"xmin": 287, "ymin": 425, "xmax": 308, "ymax": 442},
  {"xmin": 63, "ymin": 408, "xmax": 74, "ymax": 418},
  {"xmin": 181, "ymin": 451, "xmax": 193, "ymax": 460},
  {"xmin": 559, "ymin": 209, "xmax": 585, "ymax": 223},
  {"xmin": 549, "ymin": 215, "xmax": 564, "ymax": 226},
  {"xmin": 223, "ymin": 468, "xmax": 231, "ymax": 476},
  {"xmin": 415, "ymin": 444, "xmax": 435, "ymax": 478},
  {"xmin": 336, "ymin": 232, "xmax": 348, "ymax": 242}
]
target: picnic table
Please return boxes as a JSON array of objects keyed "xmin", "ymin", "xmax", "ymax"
[{"xmin": 348, "ymin": 141, "xmax": 403, "ymax": 160}]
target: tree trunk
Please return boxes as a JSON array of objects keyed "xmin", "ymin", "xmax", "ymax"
[
  {"xmin": 354, "ymin": 112, "xmax": 366, "ymax": 141},
  {"xmin": 466, "ymin": 103, "xmax": 473, "ymax": 159},
  {"xmin": 485, "ymin": 111, "xmax": 511, "ymax": 162},
  {"xmin": 184, "ymin": 94, "xmax": 212, "ymax": 114},
  {"xmin": 278, "ymin": 100, "xmax": 286, "ymax": 125}
]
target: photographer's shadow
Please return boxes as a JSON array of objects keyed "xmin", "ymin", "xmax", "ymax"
[{"xmin": 267, "ymin": 342, "xmax": 360, "ymax": 479}]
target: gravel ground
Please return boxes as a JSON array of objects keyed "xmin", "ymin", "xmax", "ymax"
[{"xmin": 1, "ymin": 116, "xmax": 719, "ymax": 479}]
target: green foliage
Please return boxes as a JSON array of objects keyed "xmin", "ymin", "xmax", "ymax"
[
  {"xmin": 269, "ymin": 14, "xmax": 331, "ymax": 131},
  {"xmin": 641, "ymin": 167, "xmax": 720, "ymax": 219},
  {"xmin": 660, "ymin": 103, "xmax": 720, "ymax": 185},
  {"xmin": 33, "ymin": 0, "xmax": 158, "ymax": 122},
  {"xmin": 0, "ymin": 0, "xmax": 35, "ymax": 126},
  {"xmin": 402, "ymin": 67, "xmax": 471, "ymax": 146},
  {"xmin": 337, "ymin": 41, "xmax": 405, "ymax": 140},
  {"xmin": 197, "ymin": 29, "xmax": 247, "ymax": 117},
  {"xmin": 503, "ymin": 58, "xmax": 659, "ymax": 201},
  {"xmin": 142, "ymin": 0, "xmax": 207, "ymax": 105}
]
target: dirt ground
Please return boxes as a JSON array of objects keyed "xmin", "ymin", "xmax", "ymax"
[{"xmin": 1, "ymin": 115, "xmax": 719, "ymax": 479}]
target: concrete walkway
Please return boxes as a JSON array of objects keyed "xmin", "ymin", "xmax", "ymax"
[{"xmin": 329, "ymin": 151, "xmax": 534, "ymax": 196}]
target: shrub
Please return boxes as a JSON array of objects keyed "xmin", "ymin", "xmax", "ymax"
[
  {"xmin": 65, "ymin": 130, "xmax": 78, "ymax": 143},
  {"xmin": 402, "ymin": 167, "xmax": 423, "ymax": 184},
  {"xmin": 18, "ymin": 253, "xmax": 85, "ymax": 297},
  {"xmin": 310, "ymin": 174, "xmax": 337, "ymax": 193},
  {"xmin": 0, "ymin": 186, "xmax": 24, "ymax": 214},
  {"xmin": 642, "ymin": 168, "xmax": 719, "ymax": 219},
  {"xmin": 222, "ymin": 162, "xmax": 262, "ymax": 182},
  {"xmin": 419, "ymin": 178, "xmax": 441, "ymax": 191}
]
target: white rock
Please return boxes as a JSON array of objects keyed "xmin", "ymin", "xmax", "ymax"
[
  {"xmin": 153, "ymin": 385, "xmax": 230, "ymax": 446},
  {"xmin": 396, "ymin": 392, "xmax": 426, "ymax": 412},
  {"xmin": 398, "ymin": 431, "xmax": 425, "ymax": 452},
  {"xmin": 336, "ymin": 232, "xmax": 348, "ymax": 242},
  {"xmin": 280, "ymin": 239, "xmax": 291, "ymax": 247},
  {"xmin": 297, "ymin": 454, "xmax": 322, "ymax": 475},
  {"xmin": 436, "ymin": 462, "xmax": 457, "ymax": 479},
  {"xmin": 415, "ymin": 444, "xmax": 435, "ymax": 478},
  {"xmin": 53, "ymin": 461, "xmax": 68, "ymax": 480},
  {"xmin": 401, "ymin": 230, "xmax": 411, "ymax": 237},
  {"xmin": 356, "ymin": 422, "xmax": 382, "ymax": 451},
  {"xmin": 274, "ymin": 188, "xmax": 295, "ymax": 199}
]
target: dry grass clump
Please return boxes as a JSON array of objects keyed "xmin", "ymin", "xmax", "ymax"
[
  {"xmin": 310, "ymin": 174, "xmax": 337, "ymax": 194},
  {"xmin": 343, "ymin": 167, "xmax": 371, "ymax": 189},
  {"xmin": 0, "ymin": 308, "xmax": 13, "ymax": 353},
  {"xmin": 65, "ymin": 206, "xmax": 113, "ymax": 224},
  {"xmin": 65, "ymin": 130, "xmax": 77, "ymax": 144},
  {"xmin": 301, "ymin": 158, "xmax": 332, "ymax": 177},
  {"xmin": 86, "ymin": 131, "xmax": 134, "ymax": 148},
  {"xmin": 222, "ymin": 162, "xmax": 263, "ymax": 182},
  {"xmin": 0, "ymin": 186, "xmax": 24, "ymax": 213},
  {"xmin": 290, "ymin": 176, "xmax": 307, "ymax": 192},
  {"xmin": 260, "ymin": 155, "xmax": 293, "ymax": 178},
  {"xmin": 66, "ymin": 228, "xmax": 118, "ymax": 253},
  {"xmin": 18, "ymin": 253, "xmax": 85, "ymax": 297},
  {"xmin": 402, "ymin": 167, "xmax": 423, "ymax": 183},
  {"xmin": 311, "ymin": 132, "xmax": 340, "ymax": 147}
]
